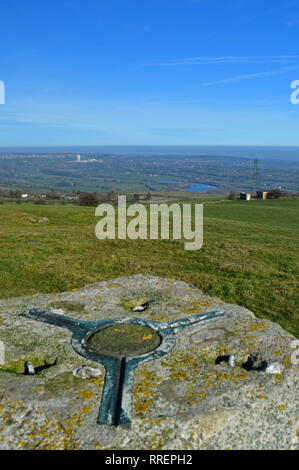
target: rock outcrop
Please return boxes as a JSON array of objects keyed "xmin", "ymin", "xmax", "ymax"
[{"xmin": 0, "ymin": 275, "xmax": 298, "ymax": 450}]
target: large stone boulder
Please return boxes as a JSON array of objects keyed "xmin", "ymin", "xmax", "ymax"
[{"xmin": 0, "ymin": 275, "xmax": 298, "ymax": 450}]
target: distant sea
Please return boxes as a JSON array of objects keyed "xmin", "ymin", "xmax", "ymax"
[{"xmin": 0, "ymin": 145, "xmax": 299, "ymax": 162}]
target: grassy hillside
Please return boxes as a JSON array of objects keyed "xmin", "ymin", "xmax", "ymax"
[{"xmin": 0, "ymin": 198, "xmax": 298, "ymax": 336}]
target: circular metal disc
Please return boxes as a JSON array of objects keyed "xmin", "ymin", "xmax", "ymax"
[{"xmin": 87, "ymin": 323, "xmax": 161, "ymax": 358}]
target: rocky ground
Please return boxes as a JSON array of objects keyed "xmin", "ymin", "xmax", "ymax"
[{"xmin": 0, "ymin": 275, "xmax": 298, "ymax": 450}]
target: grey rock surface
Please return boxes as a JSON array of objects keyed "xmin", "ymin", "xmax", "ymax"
[{"xmin": 0, "ymin": 274, "xmax": 298, "ymax": 450}]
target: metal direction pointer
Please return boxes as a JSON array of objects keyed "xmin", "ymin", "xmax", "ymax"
[{"xmin": 20, "ymin": 309, "xmax": 224, "ymax": 426}]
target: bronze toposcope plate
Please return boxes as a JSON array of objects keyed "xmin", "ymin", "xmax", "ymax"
[{"xmin": 21, "ymin": 309, "xmax": 224, "ymax": 426}]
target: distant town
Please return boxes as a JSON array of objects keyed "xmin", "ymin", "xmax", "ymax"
[
  {"xmin": 74, "ymin": 154, "xmax": 103, "ymax": 163},
  {"xmin": 0, "ymin": 152, "xmax": 298, "ymax": 200}
]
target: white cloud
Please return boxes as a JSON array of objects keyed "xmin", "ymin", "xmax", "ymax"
[
  {"xmin": 142, "ymin": 55, "xmax": 299, "ymax": 67},
  {"xmin": 201, "ymin": 65, "xmax": 299, "ymax": 86}
]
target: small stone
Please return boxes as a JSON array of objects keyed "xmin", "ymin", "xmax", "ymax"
[
  {"xmin": 25, "ymin": 362, "xmax": 35, "ymax": 375},
  {"xmin": 73, "ymin": 366, "xmax": 102, "ymax": 379},
  {"xmin": 38, "ymin": 217, "xmax": 49, "ymax": 224},
  {"xmin": 51, "ymin": 308, "xmax": 65, "ymax": 315},
  {"xmin": 132, "ymin": 305, "xmax": 146, "ymax": 312},
  {"xmin": 265, "ymin": 362, "xmax": 283, "ymax": 375},
  {"xmin": 228, "ymin": 355, "xmax": 235, "ymax": 367}
]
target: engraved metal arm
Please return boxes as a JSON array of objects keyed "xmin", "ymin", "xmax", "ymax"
[
  {"xmin": 21, "ymin": 308, "xmax": 107, "ymax": 334},
  {"xmin": 159, "ymin": 310, "xmax": 224, "ymax": 333},
  {"xmin": 20, "ymin": 308, "xmax": 224, "ymax": 427}
]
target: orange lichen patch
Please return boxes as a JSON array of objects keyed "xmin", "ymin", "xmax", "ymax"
[
  {"xmin": 133, "ymin": 368, "xmax": 162, "ymax": 416},
  {"xmin": 282, "ymin": 355, "xmax": 292, "ymax": 367},
  {"xmin": 231, "ymin": 369, "xmax": 249, "ymax": 380},
  {"xmin": 3, "ymin": 390, "xmax": 100, "ymax": 450},
  {"xmin": 150, "ymin": 313, "xmax": 169, "ymax": 322},
  {"xmin": 77, "ymin": 389, "xmax": 95, "ymax": 402},
  {"xmin": 278, "ymin": 404, "xmax": 287, "ymax": 411},
  {"xmin": 273, "ymin": 350, "xmax": 282, "ymax": 356},
  {"xmin": 15, "ymin": 416, "xmax": 69, "ymax": 450},
  {"xmin": 95, "ymin": 443, "xmax": 104, "ymax": 450},
  {"xmin": 274, "ymin": 374, "xmax": 283, "ymax": 385},
  {"xmin": 163, "ymin": 351, "xmax": 200, "ymax": 369},
  {"xmin": 140, "ymin": 417, "xmax": 198, "ymax": 450},
  {"xmin": 219, "ymin": 347, "xmax": 230, "ymax": 356},
  {"xmin": 91, "ymin": 375, "xmax": 105, "ymax": 387},
  {"xmin": 139, "ymin": 387, "xmax": 156, "ymax": 398},
  {"xmin": 196, "ymin": 366, "xmax": 250, "ymax": 394},
  {"xmin": 185, "ymin": 443, "xmax": 193, "ymax": 450},
  {"xmin": 170, "ymin": 370, "xmax": 189, "ymax": 381},
  {"xmin": 249, "ymin": 321, "xmax": 267, "ymax": 332},
  {"xmin": 134, "ymin": 400, "xmax": 153, "ymax": 413},
  {"xmin": 142, "ymin": 334, "xmax": 153, "ymax": 340},
  {"xmin": 150, "ymin": 440, "xmax": 163, "ymax": 450},
  {"xmin": 186, "ymin": 389, "xmax": 209, "ymax": 402},
  {"xmin": 81, "ymin": 404, "xmax": 94, "ymax": 415}
]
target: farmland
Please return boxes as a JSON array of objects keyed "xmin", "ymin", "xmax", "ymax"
[{"xmin": 0, "ymin": 197, "xmax": 298, "ymax": 336}]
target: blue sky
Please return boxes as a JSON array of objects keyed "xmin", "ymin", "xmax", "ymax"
[{"xmin": 1, "ymin": 0, "xmax": 299, "ymax": 146}]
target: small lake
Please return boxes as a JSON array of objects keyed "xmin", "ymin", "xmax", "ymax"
[{"xmin": 158, "ymin": 180, "xmax": 216, "ymax": 193}]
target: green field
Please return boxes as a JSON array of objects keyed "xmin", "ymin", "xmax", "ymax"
[
  {"xmin": 1, "ymin": 153, "xmax": 299, "ymax": 193},
  {"xmin": 0, "ymin": 198, "xmax": 298, "ymax": 337}
]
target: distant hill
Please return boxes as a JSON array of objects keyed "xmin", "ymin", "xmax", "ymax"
[
  {"xmin": 0, "ymin": 152, "xmax": 298, "ymax": 193},
  {"xmin": 0, "ymin": 197, "xmax": 298, "ymax": 337},
  {"xmin": 0, "ymin": 145, "xmax": 299, "ymax": 162}
]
